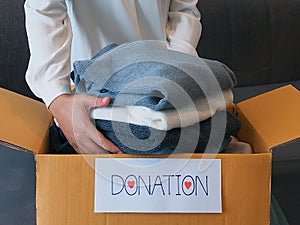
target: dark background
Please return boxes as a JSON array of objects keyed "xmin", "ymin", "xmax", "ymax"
[{"xmin": 1, "ymin": 1, "xmax": 300, "ymax": 225}]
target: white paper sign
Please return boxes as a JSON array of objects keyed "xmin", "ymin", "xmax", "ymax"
[{"xmin": 94, "ymin": 158, "xmax": 222, "ymax": 213}]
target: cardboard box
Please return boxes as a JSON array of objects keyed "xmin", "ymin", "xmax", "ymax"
[
  {"xmin": 236, "ymin": 84, "xmax": 300, "ymax": 161},
  {"xmin": 5, "ymin": 85, "xmax": 300, "ymax": 225}
]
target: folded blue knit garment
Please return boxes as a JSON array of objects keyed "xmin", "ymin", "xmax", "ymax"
[
  {"xmin": 90, "ymin": 89, "xmax": 233, "ymax": 131},
  {"xmin": 94, "ymin": 111, "xmax": 241, "ymax": 154},
  {"xmin": 74, "ymin": 41, "xmax": 237, "ymax": 110}
]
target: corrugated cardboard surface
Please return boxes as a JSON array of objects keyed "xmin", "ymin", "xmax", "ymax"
[
  {"xmin": 36, "ymin": 154, "xmax": 271, "ymax": 225},
  {"xmin": 1, "ymin": 87, "xmax": 275, "ymax": 225},
  {"xmin": 237, "ymin": 85, "xmax": 300, "ymax": 154},
  {"xmin": 0, "ymin": 88, "xmax": 53, "ymax": 154}
]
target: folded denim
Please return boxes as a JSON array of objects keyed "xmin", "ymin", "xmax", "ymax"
[
  {"xmin": 94, "ymin": 111, "xmax": 241, "ymax": 154},
  {"xmin": 91, "ymin": 89, "xmax": 233, "ymax": 130},
  {"xmin": 49, "ymin": 111, "xmax": 240, "ymax": 155},
  {"xmin": 55, "ymin": 41, "xmax": 239, "ymax": 154},
  {"xmin": 74, "ymin": 41, "xmax": 237, "ymax": 110}
]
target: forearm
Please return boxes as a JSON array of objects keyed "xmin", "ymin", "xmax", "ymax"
[
  {"xmin": 166, "ymin": 0, "xmax": 202, "ymax": 55},
  {"xmin": 24, "ymin": 0, "xmax": 73, "ymax": 107}
]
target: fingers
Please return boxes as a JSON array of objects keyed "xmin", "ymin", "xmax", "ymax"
[
  {"xmin": 95, "ymin": 96, "xmax": 111, "ymax": 108},
  {"xmin": 79, "ymin": 94, "xmax": 110, "ymax": 110},
  {"xmin": 74, "ymin": 138, "xmax": 107, "ymax": 154},
  {"xmin": 74, "ymin": 131, "xmax": 123, "ymax": 154},
  {"xmin": 74, "ymin": 95, "xmax": 123, "ymax": 153},
  {"xmin": 73, "ymin": 120, "xmax": 123, "ymax": 154},
  {"xmin": 49, "ymin": 94, "xmax": 123, "ymax": 154},
  {"xmin": 87, "ymin": 123, "xmax": 123, "ymax": 154},
  {"xmin": 72, "ymin": 116, "xmax": 122, "ymax": 154},
  {"xmin": 75, "ymin": 131, "xmax": 123, "ymax": 154}
]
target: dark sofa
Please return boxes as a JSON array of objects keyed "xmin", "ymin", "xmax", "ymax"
[
  {"xmin": 197, "ymin": 1, "xmax": 300, "ymax": 225},
  {"xmin": 1, "ymin": 0, "xmax": 299, "ymax": 224}
]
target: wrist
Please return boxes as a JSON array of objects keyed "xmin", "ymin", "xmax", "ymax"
[{"xmin": 48, "ymin": 93, "xmax": 73, "ymax": 115}]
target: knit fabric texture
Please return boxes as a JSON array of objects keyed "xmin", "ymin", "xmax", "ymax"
[
  {"xmin": 74, "ymin": 41, "xmax": 237, "ymax": 110},
  {"xmin": 53, "ymin": 41, "xmax": 241, "ymax": 155},
  {"xmin": 90, "ymin": 89, "xmax": 233, "ymax": 131},
  {"xmin": 94, "ymin": 111, "xmax": 240, "ymax": 154},
  {"xmin": 49, "ymin": 111, "xmax": 241, "ymax": 155}
]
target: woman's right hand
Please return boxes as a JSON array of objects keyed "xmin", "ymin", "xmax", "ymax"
[{"xmin": 48, "ymin": 94, "xmax": 123, "ymax": 154}]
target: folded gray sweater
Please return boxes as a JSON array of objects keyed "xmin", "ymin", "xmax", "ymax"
[
  {"xmin": 95, "ymin": 111, "xmax": 240, "ymax": 154},
  {"xmin": 49, "ymin": 111, "xmax": 241, "ymax": 155},
  {"xmin": 74, "ymin": 41, "xmax": 237, "ymax": 110}
]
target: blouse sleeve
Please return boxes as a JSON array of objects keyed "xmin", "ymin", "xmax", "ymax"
[
  {"xmin": 24, "ymin": 0, "xmax": 72, "ymax": 107},
  {"xmin": 166, "ymin": 0, "xmax": 202, "ymax": 56}
]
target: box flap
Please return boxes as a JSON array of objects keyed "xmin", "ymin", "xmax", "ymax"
[
  {"xmin": 36, "ymin": 153, "xmax": 271, "ymax": 225},
  {"xmin": 236, "ymin": 85, "xmax": 300, "ymax": 153},
  {"xmin": 0, "ymin": 88, "xmax": 53, "ymax": 154}
]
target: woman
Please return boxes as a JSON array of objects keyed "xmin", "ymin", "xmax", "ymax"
[{"xmin": 24, "ymin": 0, "xmax": 202, "ymax": 154}]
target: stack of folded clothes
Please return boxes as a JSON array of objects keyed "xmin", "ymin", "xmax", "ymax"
[{"xmin": 51, "ymin": 40, "xmax": 241, "ymax": 154}]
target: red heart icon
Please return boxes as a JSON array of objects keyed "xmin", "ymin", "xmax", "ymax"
[
  {"xmin": 184, "ymin": 181, "xmax": 192, "ymax": 189},
  {"xmin": 127, "ymin": 180, "xmax": 135, "ymax": 189}
]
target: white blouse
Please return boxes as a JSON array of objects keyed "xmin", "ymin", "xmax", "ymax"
[{"xmin": 24, "ymin": 0, "xmax": 202, "ymax": 107}]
